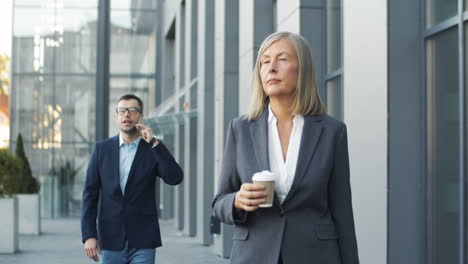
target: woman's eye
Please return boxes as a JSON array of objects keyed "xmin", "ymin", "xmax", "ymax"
[{"xmin": 263, "ymin": 60, "xmax": 270, "ymax": 64}]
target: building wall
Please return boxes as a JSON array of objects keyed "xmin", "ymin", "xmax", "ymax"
[
  {"xmin": 153, "ymin": 1, "xmax": 468, "ymax": 264},
  {"xmin": 343, "ymin": 0, "xmax": 388, "ymax": 263},
  {"xmin": 154, "ymin": 0, "xmax": 388, "ymax": 261}
]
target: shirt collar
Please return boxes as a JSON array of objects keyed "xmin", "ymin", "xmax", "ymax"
[
  {"xmin": 268, "ymin": 104, "xmax": 276, "ymax": 124},
  {"xmin": 267, "ymin": 104, "xmax": 303, "ymax": 125},
  {"xmin": 119, "ymin": 133, "xmax": 141, "ymax": 148}
]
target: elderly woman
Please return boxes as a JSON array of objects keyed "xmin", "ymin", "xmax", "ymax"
[{"xmin": 212, "ymin": 31, "xmax": 359, "ymax": 264}]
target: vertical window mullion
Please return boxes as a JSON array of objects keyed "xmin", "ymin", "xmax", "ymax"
[{"xmin": 458, "ymin": 0, "xmax": 466, "ymax": 263}]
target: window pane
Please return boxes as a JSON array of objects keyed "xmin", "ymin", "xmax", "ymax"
[
  {"xmin": 13, "ymin": 8, "xmax": 56, "ymax": 73},
  {"xmin": 15, "ymin": 0, "xmax": 97, "ymax": 8},
  {"xmin": 11, "ymin": 3, "xmax": 98, "ymax": 218},
  {"xmin": 326, "ymin": 0, "xmax": 341, "ymax": 74},
  {"xmin": 10, "ymin": 75, "xmax": 95, "ymax": 217},
  {"xmin": 53, "ymin": 76, "xmax": 95, "ymax": 217},
  {"xmin": 12, "ymin": 8, "xmax": 97, "ymax": 74},
  {"xmin": 426, "ymin": 27, "xmax": 459, "ymax": 264},
  {"xmin": 426, "ymin": 0, "xmax": 458, "ymax": 28},
  {"xmin": 55, "ymin": 9, "xmax": 98, "ymax": 73},
  {"xmin": 110, "ymin": 10, "xmax": 156, "ymax": 74},
  {"xmin": 326, "ymin": 77, "xmax": 342, "ymax": 121},
  {"xmin": 111, "ymin": 0, "xmax": 156, "ymax": 10}
]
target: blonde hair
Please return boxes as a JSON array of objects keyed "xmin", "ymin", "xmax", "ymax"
[{"xmin": 246, "ymin": 31, "xmax": 325, "ymax": 120}]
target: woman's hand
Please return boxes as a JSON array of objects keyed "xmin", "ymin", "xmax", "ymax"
[{"xmin": 234, "ymin": 183, "xmax": 268, "ymax": 212}]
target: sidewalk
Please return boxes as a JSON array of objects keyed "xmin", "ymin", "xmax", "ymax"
[{"xmin": 0, "ymin": 218, "xmax": 230, "ymax": 264}]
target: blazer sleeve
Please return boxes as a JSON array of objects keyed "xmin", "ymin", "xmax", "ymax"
[
  {"xmin": 328, "ymin": 124, "xmax": 360, "ymax": 264},
  {"xmin": 81, "ymin": 143, "xmax": 101, "ymax": 243},
  {"xmin": 152, "ymin": 142, "xmax": 183, "ymax": 185},
  {"xmin": 212, "ymin": 120, "xmax": 248, "ymax": 225}
]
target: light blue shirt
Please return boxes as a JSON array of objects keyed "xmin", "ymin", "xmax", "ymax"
[{"xmin": 119, "ymin": 134, "xmax": 141, "ymax": 195}]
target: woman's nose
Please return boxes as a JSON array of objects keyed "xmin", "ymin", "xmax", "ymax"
[{"xmin": 269, "ymin": 60, "xmax": 277, "ymax": 73}]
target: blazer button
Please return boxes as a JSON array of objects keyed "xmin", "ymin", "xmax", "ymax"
[{"xmin": 279, "ymin": 211, "xmax": 284, "ymax": 217}]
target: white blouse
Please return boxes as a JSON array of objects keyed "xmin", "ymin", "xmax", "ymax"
[{"xmin": 267, "ymin": 105, "xmax": 304, "ymax": 204}]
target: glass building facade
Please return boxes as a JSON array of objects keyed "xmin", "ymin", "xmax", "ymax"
[
  {"xmin": 425, "ymin": 0, "xmax": 467, "ymax": 262},
  {"xmin": 9, "ymin": 0, "xmax": 156, "ymax": 218},
  {"xmin": 6, "ymin": 0, "xmax": 468, "ymax": 262}
]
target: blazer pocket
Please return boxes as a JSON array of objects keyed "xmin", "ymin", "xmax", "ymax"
[
  {"xmin": 232, "ymin": 225, "xmax": 249, "ymax": 241},
  {"xmin": 315, "ymin": 226, "xmax": 338, "ymax": 240}
]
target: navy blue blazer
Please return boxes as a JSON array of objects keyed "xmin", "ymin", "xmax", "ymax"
[{"xmin": 81, "ymin": 135, "xmax": 183, "ymax": 250}]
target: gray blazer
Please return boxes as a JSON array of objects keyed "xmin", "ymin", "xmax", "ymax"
[{"xmin": 212, "ymin": 108, "xmax": 359, "ymax": 264}]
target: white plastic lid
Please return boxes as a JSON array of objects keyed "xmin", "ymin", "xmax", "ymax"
[{"xmin": 252, "ymin": 170, "xmax": 276, "ymax": 181}]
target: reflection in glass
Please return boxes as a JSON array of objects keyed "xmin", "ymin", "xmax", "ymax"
[
  {"xmin": 55, "ymin": 9, "xmax": 98, "ymax": 73},
  {"xmin": 426, "ymin": 28, "xmax": 459, "ymax": 264},
  {"xmin": 111, "ymin": 0, "xmax": 156, "ymax": 10},
  {"xmin": 15, "ymin": 0, "xmax": 97, "ymax": 8},
  {"xmin": 11, "ymin": 2, "xmax": 97, "ymax": 218},
  {"xmin": 110, "ymin": 10, "xmax": 156, "ymax": 74},
  {"xmin": 426, "ymin": 0, "xmax": 457, "ymax": 28},
  {"xmin": 326, "ymin": 77, "xmax": 342, "ymax": 121},
  {"xmin": 326, "ymin": 0, "xmax": 341, "ymax": 74},
  {"xmin": 13, "ymin": 8, "xmax": 55, "ymax": 73},
  {"xmin": 13, "ymin": 8, "xmax": 97, "ymax": 74}
]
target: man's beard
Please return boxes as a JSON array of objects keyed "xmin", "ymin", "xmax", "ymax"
[{"xmin": 121, "ymin": 125, "xmax": 139, "ymax": 135}]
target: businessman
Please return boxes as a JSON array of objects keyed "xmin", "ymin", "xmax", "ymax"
[{"xmin": 81, "ymin": 94, "xmax": 183, "ymax": 263}]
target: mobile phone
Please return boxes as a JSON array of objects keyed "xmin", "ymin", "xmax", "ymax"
[{"xmin": 135, "ymin": 116, "xmax": 142, "ymax": 132}]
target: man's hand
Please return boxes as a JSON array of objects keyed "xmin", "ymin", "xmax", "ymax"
[
  {"xmin": 84, "ymin": 238, "xmax": 101, "ymax": 262},
  {"xmin": 135, "ymin": 124, "xmax": 154, "ymax": 143},
  {"xmin": 234, "ymin": 183, "xmax": 267, "ymax": 212}
]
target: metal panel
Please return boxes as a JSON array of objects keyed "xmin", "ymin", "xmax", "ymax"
[
  {"xmin": 196, "ymin": 0, "xmax": 216, "ymax": 246},
  {"xmin": 96, "ymin": 0, "xmax": 110, "ymax": 141},
  {"xmin": 212, "ymin": 0, "xmax": 238, "ymax": 258},
  {"xmin": 387, "ymin": 0, "xmax": 426, "ymax": 263},
  {"xmin": 457, "ymin": 0, "xmax": 466, "ymax": 263}
]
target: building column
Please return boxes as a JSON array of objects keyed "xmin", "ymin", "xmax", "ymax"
[
  {"xmin": 196, "ymin": 0, "xmax": 215, "ymax": 245},
  {"xmin": 212, "ymin": 0, "xmax": 239, "ymax": 258},
  {"xmin": 156, "ymin": 3, "xmax": 176, "ymax": 220},
  {"xmin": 238, "ymin": 0, "xmax": 274, "ymax": 114},
  {"xmin": 174, "ymin": 6, "xmax": 186, "ymax": 231},
  {"xmin": 388, "ymin": 0, "xmax": 425, "ymax": 263},
  {"xmin": 343, "ymin": 0, "xmax": 388, "ymax": 263},
  {"xmin": 182, "ymin": 0, "xmax": 198, "ymax": 237},
  {"xmin": 276, "ymin": 0, "xmax": 326, "ymax": 97}
]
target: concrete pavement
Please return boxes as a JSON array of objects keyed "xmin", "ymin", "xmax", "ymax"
[{"xmin": 0, "ymin": 218, "xmax": 230, "ymax": 264}]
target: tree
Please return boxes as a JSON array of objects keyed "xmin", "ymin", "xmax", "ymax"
[
  {"xmin": 0, "ymin": 148, "xmax": 21, "ymax": 196},
  {"xmin": 15, "ymin": 134, "xmax": 40, "ymax": 193},
  {"xmin": 0, "ymin": 54, "xmax": 9, "ymax": 95}
]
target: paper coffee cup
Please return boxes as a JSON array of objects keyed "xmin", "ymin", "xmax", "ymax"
[{"xmin": 252, "ymin": 170, "xmax": 276, "ymax": 208}]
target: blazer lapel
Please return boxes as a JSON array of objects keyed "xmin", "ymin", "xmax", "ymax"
[
  {"xmin": 249, "ymin": 108, "xmax": 282, "ymax": 208},
  {"xmin": 282, "ymin": 114, "xmax": 323, "ymax": 205},
  {"xmin": 110, "ymin": 136, "xmax": 123, "ymax": 198},
  {"xmin": 249, "ymin": 108, "xmax": 270, "ymax": 172}
]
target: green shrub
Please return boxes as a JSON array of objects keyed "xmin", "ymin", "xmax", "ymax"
[
  {"xmin": 0, "ymin": 148, "xmax": 21, "ymax": 196},
  {"xmin": 15, "ymin": 134, "xmax": 40, "ymax": 193}
]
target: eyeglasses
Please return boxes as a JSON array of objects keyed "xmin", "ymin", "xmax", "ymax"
[{"xmin": 116, "ymin": 107, "xmax": 141, "ymax": 115}]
